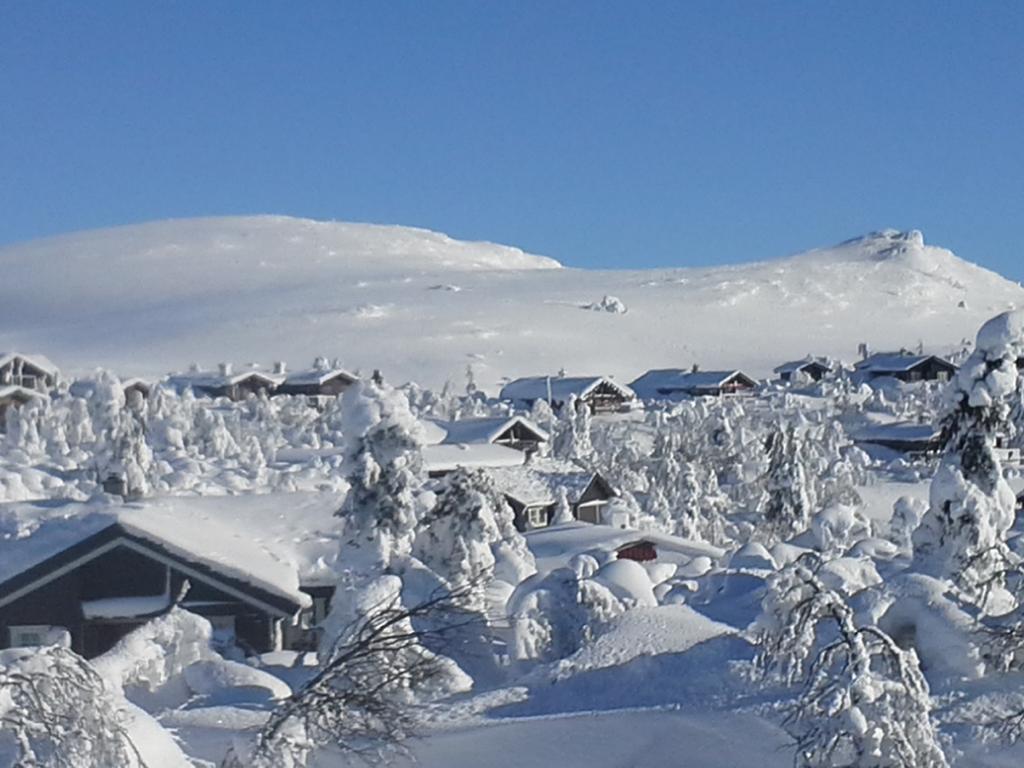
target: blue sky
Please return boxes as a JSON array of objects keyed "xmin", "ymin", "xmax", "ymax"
[{"xmin": 2, "ymin": 2, "xmax": 1022, "ymax": 280}]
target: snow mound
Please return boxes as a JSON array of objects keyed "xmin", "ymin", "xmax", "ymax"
[
  {"xmin": 554, "ymin": 604, "xmax": 735, "ymax": 676},
  {"xmin": 184, "ymin": 659, "xmax": 291, "ymax": 702}
]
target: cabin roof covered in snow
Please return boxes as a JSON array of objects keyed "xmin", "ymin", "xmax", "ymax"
[
  {"xmin": 630, "ymin": 369, "xmax": 754, "ymax": 393},
  {"xmin": 423, "ymin": 415, "xmax": 549, "ymax": 446},
  {"xmin": 773, "ymin": 357, "xmax": 832, "ymax": 374},
  {"xmin": 422, "ymin": 443, "xmax": 528, "ymax": 474},
  {"xmin": 0, "ymin": 352, "xmax": 59, "ymax": 376},
  {"xmin": 498, "ymin": 376, "xmax": 634, "ymax": 403},
  {"xmin": 0, "ymin": 385, "xmax": 46, "ymax": 402},
  {"xmin": 166, "ymin": 366, "xmax": 287, "ymax": 391},
  {"xmin": 0, "ymin": 493, "xmax": 352, "ymax": 608},
  {"xmin": 854, "ymin": 353, "xmax": 956, "ymax": 373},
  {"xmin": 282, "ymin": 367, "xmax": 359, "ymax": 386},
  {"xmin": 487, "ymin": 458, "xmax": 611, "ymax": 506}
]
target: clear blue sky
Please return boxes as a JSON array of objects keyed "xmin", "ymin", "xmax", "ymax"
[{"xmin": 2, "ymin": 2, "xmax": 1022, "ymax": 280}]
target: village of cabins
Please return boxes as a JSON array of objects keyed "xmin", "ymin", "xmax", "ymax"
[{"xmin": 1, "ymin": 348, "xmax": 1021, "ymax": 659}]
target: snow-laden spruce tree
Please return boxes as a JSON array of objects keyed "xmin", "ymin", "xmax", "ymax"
[
  {"xmin": 762, "ymin": 425, "xmax": 812, "ymax": 542},
  {"xmin": 332, "ymin": 379, "xmax": 427, "ymax": 572},
  {"xmin": 672, "ymin": 462, "xmax": 703, "ymax": 540},
  {"xmin": 0, "ymin": 645, "xmax": 146, "ymax": 767},
  {"xmin": 412, "ymin": 467, "xmax": 536, "ymax": 611},
  {"xmin": 752, "ymin": 554, "xmax": 948, "ymax": 768},
  {"xmin": 912, "ymin": 310, "xmax": 1024, "ymax": 606},
  {"xmin": 550, "ymin": 395, "xmax": 594, "ymax": 464},
  {"xmin": 321, "ymin": 379, "xmax": 431, "ymax": 655}
]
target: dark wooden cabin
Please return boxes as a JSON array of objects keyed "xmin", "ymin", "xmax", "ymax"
[
  {"xmin": 168, "ymin": 364, "xmax": 285, "ymax": 401},
  {"xmin": 276, "ymin": 366, "xmax": 358, "ymax": 399},
  {"xmin": 774, "ymin": 358, "xmax": 833, "ymax": 383},
  {"xmin": 855, "ymin": 354, "xmax": 958, "ymax": 384},
  {"xmin": 499, "ymin": 376, "xmax": 636, "ymax": 413},
  {"xmin": 0, "ymin": 523, "xmax": 306, "ymax": 658},
  {"xmin": 630, "ymin": 369, "xmax": 758, "ymax": 399},
  {"xmin": 499, "ymin": 471, "xmax": 618, "ymax": 532}
]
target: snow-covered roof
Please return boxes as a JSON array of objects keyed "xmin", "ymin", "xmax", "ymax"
[
  {"xmin": 773, "ymin": 357, "xmax": 832, "ymax": 375},
  {"xmin": 0, "ymin": 385, "xmax": 45, "ymax": 402},
  {"xmin": 525, "ymin": 522, "xmax": 724, "ymax": 572},
  {"xmin": 422, "ymin": 443, "xmax": 528, "ymax": 474},
  {"xmin": 487, "ymin": 458, "xmax": 607, "ymax": 507},
  {"xmin": 166, "ymin": 366, "xmax": 287, "ymax": 392},
  {"xmin": 0, "ymin": 352, "xmax": 59, "ymax": 376},
  {"xmin": 854, "ymin": 353, "xmax": 956, "ymax": 373},
  {"xmin": 0, "ymin": 494, "xmax": 353, "ymax": 610},
  {"xmin": 282, "ymin": 367, "xmax": 358, "ymax": 387},
  {"xmin": 630, "ymin": 369, "xmax": 755, "ymax": 397},
  {"xmin": 499, "ymin": 376, "xmax": 635, "ymax": 404},
  {"xmin": 423, "ymin": 415, "xmax": 549, "ymax": 446}
]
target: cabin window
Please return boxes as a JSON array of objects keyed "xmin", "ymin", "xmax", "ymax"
[
  {"xmin": 937, "ymin": 371, "xmax": 949, "ymax": 382},
  {"xmin": 9, "ymin": 624, "xmax": 57, "ymax": 647},
  {"xmin": 19, "ymin": 374, "xmax": 36, "ymax": 389},
  {"xmin": 527, "ymin": 507, "xmax": 548, "ymax": 528}
]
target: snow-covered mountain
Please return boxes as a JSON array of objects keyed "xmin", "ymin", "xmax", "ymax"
[{"xmin": 1, "ymin": 217, "xmax": 1020, "ymax": 390}]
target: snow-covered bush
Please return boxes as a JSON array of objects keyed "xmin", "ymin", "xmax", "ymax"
[
  {"xmin": 413, "ymin": 467, "xmax": 535, "ymax": 611},
  {"xmin": 232, "ymin": 579, "xmax": 470, "ymax": 768},
  {"xmin": 508, "ymin": 567, "xmax": 625, "ymax": 662},
  {"xmin": 751, "ymin": 554, "xmax": 948, "ymax": 768},
  {"xmin": 0, "ymin": 645, "xmax": 147, "ymax": 767}
]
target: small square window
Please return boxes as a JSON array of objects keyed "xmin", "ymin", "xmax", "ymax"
[{"xmin": 9, "ymin": 625, "xmax": 54, "ymax": 647}]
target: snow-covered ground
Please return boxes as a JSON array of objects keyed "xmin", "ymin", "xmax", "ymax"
[
  {"xmin": 4, "ymin": 219, "xmax": 1024, "ymax": 767},
  {"xmin": 0, "ymin": 218, "xmax": 1020, "ymax": 390}
]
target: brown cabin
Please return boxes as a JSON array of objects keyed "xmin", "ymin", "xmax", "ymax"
[
  {"xmin": 0, "ymin": 522, "xmax": 306, "ymax": 658},
  {"xmin": 276, "ymin": 365, "xmax": 358, "ymax": 399},
  {"xmin": 855, "ymin": 354, "xmax": 958, "ymax": 384}
]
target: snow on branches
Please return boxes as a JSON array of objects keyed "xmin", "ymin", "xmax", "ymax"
[
  {"xmin": 913, "ymin": 310, "xmax": 1024, "ymax": 608},
  {"xmin": 0, "ymin": 644, "xmax": 146, "ymax": 767},
  {"xmin": 751, "ymin": 553, "xmax": 948, "ymax": 768}
]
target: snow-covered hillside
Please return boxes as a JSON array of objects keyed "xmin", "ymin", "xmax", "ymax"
[{"xmin": 1, "ymin": 218, "xmax": 1020, "ymax": 389}]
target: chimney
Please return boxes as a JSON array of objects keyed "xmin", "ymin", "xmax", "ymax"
[
  {"xmin": 219, "ymin": 362, "xmax": 233, "ymax": 377},
  {"xmin": 274, "ymin": 361, "xmax": 287, "ymax": 375}
]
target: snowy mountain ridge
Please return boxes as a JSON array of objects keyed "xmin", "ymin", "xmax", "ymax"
[{"xmin": 0, "ymin": 216, "xmax": 1020, "ymax": 390}]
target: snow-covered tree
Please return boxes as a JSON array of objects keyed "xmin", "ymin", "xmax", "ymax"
[
  {"xmin": 508, "ymin": 567, "xmax": 623, "ymax": 662},
  {"xmin": 413, "ymin": 467, "xmax": 535, "ymax": 611},
  {"xmin": 551, "ymin": 486, "xmax": 575, "ymax": 526},
  {"xmin": 752, "ymin": 554, "xmax": 948, "ymax": 768},
  {"xmin": 762, "ymin": 425, "xmax": 811, "ymax": 542},
  {"xmin": 0, "ymin": 645, "xmax": 145, "ymax": 767},
  {"xmin": 231, "ymin": 582, "xmax": 471, "ymax": 768},
  {"xmin": 913, "ymin": 310, "xmax": 1024, "ymax": 606},
  {"xmin": 333, "ymin": 380, "xmax": 427, "ymax": 571}
]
